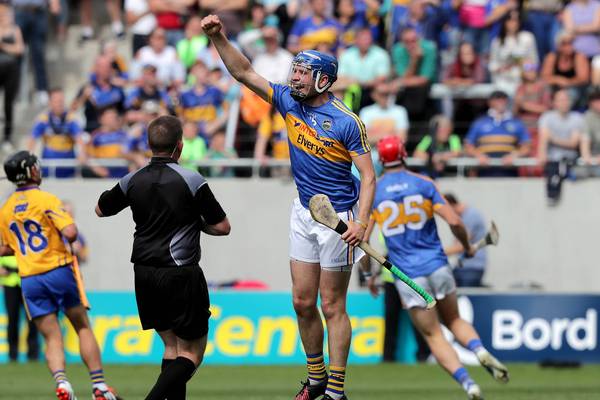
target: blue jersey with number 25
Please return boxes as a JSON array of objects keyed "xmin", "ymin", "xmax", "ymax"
[{"xmin": 372, "ymin": 170, "xmax": 448, "ymax": 278}]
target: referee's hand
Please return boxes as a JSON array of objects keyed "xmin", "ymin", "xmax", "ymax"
[{"xmin": 341, "ymin": 220, "xmax": 365, "ymax": 247}]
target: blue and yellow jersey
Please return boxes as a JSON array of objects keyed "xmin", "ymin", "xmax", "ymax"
[
  {"xmin": 288, "ymin": 16, "xmax": 342, "ymax": 52},
  {"xmin": 268, "ymin": 83, "xmax": 370, "ymax": 212},
  {"xmin": 31, "ymin": 112, "xmax": 82, "ymax": 159},
  {"xmin": 88, "ymin": 129, "xmax": 128, "ymax": 158},
  {"xmin": 125, "ymin": 86, "xmax": 173, "ymax": 112},
  {"xmin": 372, "ymin": 170, "xmax": 448, "ymax": 278},
  {"xmin": 340, "ymin": 11, "xmax": 380, "ymax": 48},
  {"xmin": 88, "ymin": 82, "xmax": 125, "ymax": 111},
  {"xmin": 178, "ymin": 86, "xmax": 224, "ymax": 125},
  {"xmin": 465, "ymin": 114, "xmax": 530, "ymax": 157},
  {"xmin": 0, "ymin": 187, "xmax": 74, "ymax": 277},
  {"xmin": 123, "ymin": 128, "xmax": 151, "ymax": 156}
]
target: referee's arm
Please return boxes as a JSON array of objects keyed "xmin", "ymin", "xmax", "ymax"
[
  {"xmin": 95, "ymin": 183, "xmax": 130, "ymax": 217},
  {"xmin": 196, "ymin": 184, "xmax": 230, "ymax": 236}
]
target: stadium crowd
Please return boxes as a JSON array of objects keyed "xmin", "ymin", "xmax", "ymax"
[{"xmin": 2, "ymin": 0, "xmax": 600, "ymax": 185}]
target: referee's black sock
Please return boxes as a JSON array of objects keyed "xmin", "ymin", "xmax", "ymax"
[
  {"xmin": 161, "ymin": 359, "xmax": 186, "ymax": 400},
  {"xmin": 146, "ymin": 357, "xmax": 196, "ymax": 400}
]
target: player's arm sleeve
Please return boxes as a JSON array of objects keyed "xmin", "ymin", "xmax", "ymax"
[
  {"xmin": 45, "ymin": 196, "xmax": 75, "ymax": 231},
  {"xmin": 97, "ymin": 181, "xmax": 130, "ymax": 217},
  {"xmin": 430, "ymin": 181, "xmax": 447, "ymax": 209},
  {"xmin": 194, "ymin": 183, "xmax": 227, "ymax": 225},
  {"xmin": 267, "ymin": 82, "xmax": 292, "ymax": 117},
  {"xmin": 345, "ymin": 116, "xmax": 371, "ymax": 157}
]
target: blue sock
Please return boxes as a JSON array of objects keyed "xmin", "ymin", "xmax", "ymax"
[
  {"xmin": 467, "ymin": 339, "xmax": 484, "ymax": 353},
  {"xmin": 452, "ymin": 367, "xmax": 475, "ymax": 390}
]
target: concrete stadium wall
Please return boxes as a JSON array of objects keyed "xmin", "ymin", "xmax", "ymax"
[{"xmin": 1, "ymin": 178, "xmax": 598, "ymax": 293}]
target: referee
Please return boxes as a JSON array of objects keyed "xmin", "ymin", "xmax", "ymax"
[{"xmin": 95, "ymin": 115, "xmax": 230, "ymax": 400}]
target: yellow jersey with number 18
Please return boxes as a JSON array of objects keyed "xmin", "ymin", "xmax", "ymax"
[{"xmin": 0, "ymin": 187, "xmax": 74, "ymax": 277}]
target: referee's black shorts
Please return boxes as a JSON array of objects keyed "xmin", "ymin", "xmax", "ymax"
[{"xmin": 134, "ymin": 264, "xmax": 211, "ymax": 340}]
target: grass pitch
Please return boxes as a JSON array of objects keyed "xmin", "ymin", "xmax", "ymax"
[{"xmin": 1, "ymin": 362, "xmax": 599, "ymax": 399}]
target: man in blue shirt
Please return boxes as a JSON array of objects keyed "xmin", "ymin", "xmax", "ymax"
[
  {"xmin": 27, "ymin": 88, "xmax": 83, "ymax": 178},
  {"xmin": 203, "ymin": 14, "xmax": 375, "ymax": 400},
  {"xmin": 465, "ymin": 90, "xmax": 531, "ymax": 177},
  {"xmin": 443, "ymin": 193, "xmax": 488, "ymax": 287}
]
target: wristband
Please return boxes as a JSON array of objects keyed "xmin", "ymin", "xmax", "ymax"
[{"xmin": 355, "ymin": 219, "xmax": 367, "ymax": 229}]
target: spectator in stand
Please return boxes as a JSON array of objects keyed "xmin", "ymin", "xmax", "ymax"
[
  {"xmin": 397, "ymin": 0, "xmax": 445, "ymax": 47},
  {"xmin": 391, "ymin": 26, "xmax": 436, "ymax": 122},
  {"xmin": 287, "ymin": 0, "xmax": 342, "ymax": 54},
  {"xmin": 413, "ymin": 115, "xmax": 462, "ymax": 176},
  {"xmin": 198, "ymin": 0, "xmax": 249, "ymax": 38},
  {"xmin": 180, "ymin": 119, "xmax": 208, "ymax": 171},
  {"xmin": 84, "ymin": 107, "xmax": 129, "ymax": 178},
  {"xmin": 254, "ymin": 108, "xmax": 288, "ymax": 176},
  {"xmin": 541, "ymin": 31, "xmax": 590, "ymax": 107},
  {"xmin": 207, "ymin": 130, "xmax": 237, "ymax": 177},
  {"xmin": 537, "ymin": 89, "xmax": 585, "ymax": 205},
  {"xmin": 101, "ymin": 40, "xmax": 129, "ymax": 82},
  {"xmin": 488, "ymin": 10, "xmax": 538, "ymax": 96},
  {"xmin": 441, "ymin": 41, "xmax": 486, "ymax": 131},
  {"xmin": 125, "ymin": 64, "xmax": 174, "ymax": 123},
  {"xmin": 122, "ymin": 100, "xmax": 157, "ymax": 170},
  {"xmin": 79, "ymin": 0, "xmax": 124, "ymax": 41},
  {"xmin": 0, "ymin": 2, "xmax": 24, "ymax": 149},
  {"xmin": 149, "ymin": 0, "xmax": 194, "ymax": 46},
  {"xmin": 132, "ymin": 27, "xmax": 186, "ymax": 88},
  {"xmin": 359, "ymin": 82, "xmax": 409, "ymax": 145},
  {"xmin": 581, "ymin": 90, "xmax": 600, "ymax": 175},
  {"xmin": 513, "ymin": 62, "xmax": 552, "ymax": 142},
  {"xmin": 27, "ymin": 88, "xmax": 84, "ymax": 178},
  {"xmin": 250, "ymin": 25, "xmax": 293, "ymax": 84},
  {"xmin": 237, "ymin": 4, "xmax": 279, "ymax": 60},
  {"xmin": 465, "ymin": 90, "xmax": 531, "ymax": 177},
  {"xmin": 457, "ymin": 0, "xmax": 517, "ymax": 56},
  {"xmin": 443, "ymin": 193, "xmax": 488, "ymax": 287},
  {"xmin": 125, "ymin": 0, "xmax": 157, "ymax": 55},
  {"xmin": 176, "ymin": 15, "xmax": 208, "ymax": 70},
  {"xmin": 335, "ymin": 0, "xmax": 380, "ymax": 49},
  {"xmin": 563, "ymin": 0, "xmax": 600, "ymax": 59},
  {"xmin": 336, "ymin": 27, "xmax": 391, "ymax": 109},
  {"xmin": 71, "ymin": 56, "xmax": 126, "ymax": 133},
  {"xmin": 13, "ymin": 0, "xmax": 60, "ymax": 106},
  {"xmin": 177, "ymin": 60, "xmax": 228, "ymax": 142},
  {"xmin": 524, "ymin": 0, "xmax": 561, "ymax": 61}
]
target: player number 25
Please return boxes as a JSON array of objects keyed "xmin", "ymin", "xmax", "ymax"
[
  {"xmin": 9, "ymin": 219, "xmax": 49, "ymax": 254},
  {"xmin": 378, "ymin": 194, "xmax": 427, "ymax": 236}
]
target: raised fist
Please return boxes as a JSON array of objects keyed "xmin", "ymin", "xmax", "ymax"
[{"xmin": 201, "ymin": 15, "xmax": 222, "ymax": 37}]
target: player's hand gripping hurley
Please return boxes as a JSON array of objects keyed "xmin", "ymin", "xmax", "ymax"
[{"xmin": 309, "ymin": 194, "xmax": 437, "ymax": 309}]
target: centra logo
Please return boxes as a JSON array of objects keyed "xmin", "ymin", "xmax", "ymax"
[{"xmin": 492, "ymin": 309, "xmax": 597, "ymax": 351}]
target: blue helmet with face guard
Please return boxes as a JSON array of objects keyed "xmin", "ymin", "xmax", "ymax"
[{"xmin": 289, "ymin": 50, "xmax": 338, "ymax": 101}]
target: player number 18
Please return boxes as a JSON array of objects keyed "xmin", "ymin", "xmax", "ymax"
[{"xmin": 9, "ymin": 219, "xmax": 49, "ymax": 255}]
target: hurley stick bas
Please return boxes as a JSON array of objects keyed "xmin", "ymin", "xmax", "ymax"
[{"xmin": 309, "ymin": 194, "xmax": 437, "ymax": 309}]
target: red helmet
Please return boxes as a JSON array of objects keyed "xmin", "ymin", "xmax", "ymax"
[{"xmin": 377, "ymin": 135, "xmax": 407, "ymax": 167}]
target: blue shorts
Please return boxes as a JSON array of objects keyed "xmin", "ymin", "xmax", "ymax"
[{"xmin": 21, "ymin": 265, "xmax": 82, "ymax": 320}]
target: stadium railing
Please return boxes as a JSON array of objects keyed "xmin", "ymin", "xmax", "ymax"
[{"xmin": 38, "ymin": 157, "xmax": 600, "ymax": 178}]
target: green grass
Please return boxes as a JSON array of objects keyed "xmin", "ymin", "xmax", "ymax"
[{"xmin": 0, "ymin": 363, "xmax": 599, "ymax": 399}]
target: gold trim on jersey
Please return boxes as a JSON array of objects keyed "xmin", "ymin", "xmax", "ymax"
[{"xmin": 285, "ymin": 114, "xmax": 352, "ymax": 162}]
